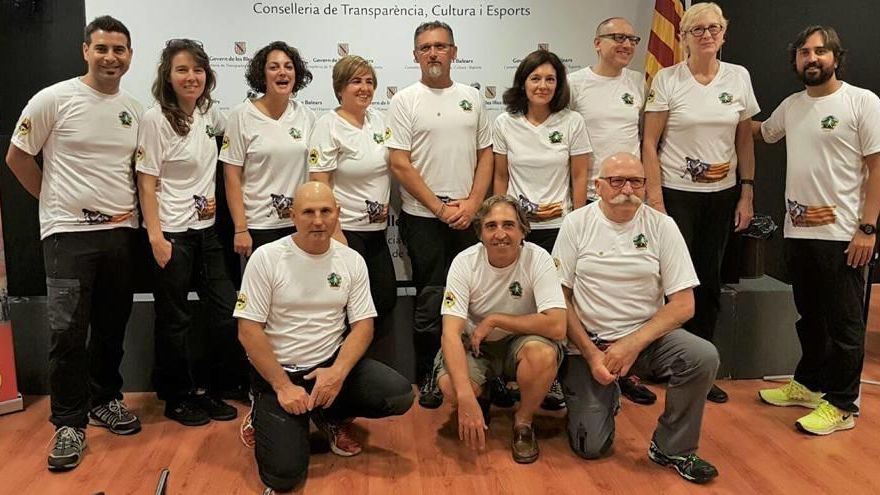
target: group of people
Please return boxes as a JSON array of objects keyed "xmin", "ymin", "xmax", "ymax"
[{"xmin": 6, "ymin": 1, "xmax": 879, "ymax": 492}]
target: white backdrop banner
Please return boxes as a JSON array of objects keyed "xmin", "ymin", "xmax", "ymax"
[{"xmin": 86, "ymin": 0, "xmax": 654, "ymax": 281}]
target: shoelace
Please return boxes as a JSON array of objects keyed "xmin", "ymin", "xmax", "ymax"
[
  {"xmin": 240, "ymin": 408, "xmax": 256, "ymax": 448},
  {"xmin": 106, "ymin": 399, "xmax": 126, "ymax": 418},
  {"xmin": 46, "ymin": 427, "xmax": 83, "ymax": 451},
  {"xmin": 814, "ymin": 402, "xmax": 841, "ymax": 422}
]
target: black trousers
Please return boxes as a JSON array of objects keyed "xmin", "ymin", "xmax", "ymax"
[
  {"xmin": 343, "ymin": 229, "xmax": 397, "ymax": 319},
  {"xmin": 526, "ymin": 228, "xmax": 560, "ymax": 254},
  {"xmin": 251, "ymin": 356, "xmax": 414, "ymax": 491},
  {"xmin": 152, "ymin": 226, "xmax": 246, "ymax": 400},
  {"xmin": 43, "ymin": 228, "xmax": 136, "ymax": 428},
  {"xmin": 787, "ymin": 239, "xmax": 866, "ymax": 412},
  {"xmin": 663, "ymin": 186, "xmax": 739, "ymax": 342},
  {"xmin": 250, "ymin": 226, "xmax": 295, "ymax": 253},
  {"xmin": 398, "ymin": 212, "xmax": 477, "ymax": 378}
]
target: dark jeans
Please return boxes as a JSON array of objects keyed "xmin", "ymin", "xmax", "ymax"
[
  {"xmin": 343, "ymin": 229, "xmax": 397, "ymax": 318},
  {"xmin": 250, "ymin": 226, "xmax": 295, "ymax": 253},
  {"xmin": 43, "ymin": 228, "xmax": 136, "ymax": 428},
  {"xmin": 663, "ymin": 186, "xmax": 739, "ymax": 342},
  {"xmin": 152, "ymin": 226, "xmax": 245, "ymax": 400},
  {"xmin": 787, "ymin": 239, "xmax": 866, "ymax": 412},
  {"xmin": 526, "ymin": 228, "xmax": 560, "ymax": 254},
  {"xmin": 251, "ymin": 356, "xmax": 414, "ymax": 491},
  {"xmin": 398, "ymin": 212, "xmax": 477, "ymax": 378}
]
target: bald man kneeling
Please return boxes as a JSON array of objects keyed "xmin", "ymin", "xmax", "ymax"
[{"xmin": 235, "ymin": 182, "xmax": 414, "ymax": 492}]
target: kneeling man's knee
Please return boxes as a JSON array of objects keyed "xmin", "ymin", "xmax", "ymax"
[
  {"xmin": 259, "ymin": 457, "xmax": 308, "ymax": 492},
  {"xmin": 569, "ymin": 423, "xmax": 614, "ymax": 460}
]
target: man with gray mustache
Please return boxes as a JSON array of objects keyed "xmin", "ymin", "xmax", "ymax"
[{"xmin": 552, "ymin": 152, "xmax": 720, "ymax": 484}]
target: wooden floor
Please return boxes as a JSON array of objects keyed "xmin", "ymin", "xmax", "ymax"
[{"xmin": 2, "ymin": 296, "xmax": 880, "ymax": 495}]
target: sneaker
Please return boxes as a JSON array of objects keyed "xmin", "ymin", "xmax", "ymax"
[
  {"xmin": 488, "ymin": 377, "xmax": 516, "ymax": 408},
  {"xmin": 795, "ymin": 400, "xmax": 855, "ymax": 435},
  {"xmin": 418, "ymin": 368, "xmax": 443, "ymax": 409},
  {"xmin": 89, "ymin": 399, "xmax": 142, "ymax": 435},
  {"xmin": 47, "ymin": 426, "xmax": 86, "ymax": 471},
  {"xmin": 648, "ymin": 441, "xmax": 718, "ymax": 484},
  {"xmin": 165, "ymin": 398, "xmax": 211, "ymax": 427},
  {"xmin": 312, "ymin": 413, "xmax": 362, "ymax": 457},
  {"xmin": 192, "ymin": 393, "xmax": 238, "ymax": 421},
  {"xmin": 511, "ymin": 423, "xmax": 539, "ymax": 464},
  {"xmin": 240, "ymin": 405, "xmax": 256, "ymax": 448},
  {"xmin": 759, "ymin": 379, "xmax": 823, "ymax": 409},
  {"xmin": 619, "ymin": 374, "xmax": 657, "ymax": 405},
  {"xmin": 706, "ymin": 384, "xmax": 729, "ymax": 404},
  {"xmin": 540, "ymin": 379, "xmax": 566, "ymax": 411}
]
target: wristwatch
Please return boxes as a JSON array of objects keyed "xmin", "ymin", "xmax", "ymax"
[{"xmin": 859, "ymin": 223, "xmax": 877, "ymax": 235}]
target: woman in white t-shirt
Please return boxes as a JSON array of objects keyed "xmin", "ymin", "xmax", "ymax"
[
  {"xmin": 642, "ymin": 2, "xmax": 759, "ymax": 403},
  {"xmin": 137, "ymin": 39, "xmax": 243, "ymax": 426},
  {"xmin": 493, "ymin": 49, "xmax": 591, "ymax": 253},
  {"xmin": 221, "ymin": 41, "xmax": 316, "ymax": 258},
  {"xmin": 309, "ymin": 56, "xmax": 396, "ymax": 320}
]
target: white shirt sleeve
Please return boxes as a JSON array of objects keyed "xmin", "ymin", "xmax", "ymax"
[
  {"xmin": 552, "ymin": 214, "xmax": 579, "ymax": 288},
  {"xmin": 385, "ymin": 93, "xmax": 412, "ymax": 151},
  {"xmin": 441, "ymin": 254, "xmax": 471, "ymax": 320},
  {"xmin": 10, "ymin": 87, "xmax": 57, "ymax": 156},
  {"xmin": 761, "ymin": 99, "xmax": 787, "ymax": 145},
  {"xmin": 657, "ymin": 215, "xmax": 700, "ymax": 295},
  {"xmin": 531, "ymin": 249, "xmax": 567, "ymax": 312},
  {"xmin": 568, "ymin": 112, "xmax": 593, "ymax": 155},
  {"xmin": 209, "ymin": 105, "xmax": 228, "ymax": 136},
  {"xmin": 135, "ymin": 111, "xmax": 166, "ymax": 177},
  {"xmin": 645, "ymin": 68, "xmax": 671, "ymax": 112},
  {"xmin": 739, "ymin": 67, "xmax": 761, "ymax": 121},
  {"xmin": 856, "ymin": 91, "xmax": 880, "ymax": 156},
  {"xmin": 492, "ymin": 114, "xmax": 508, "ymax": 155},
  {"xmin": 476, "ymin": 92, "xmax": 493, "ymax": 149},
  {"xmin": 219, "ymin": 107, "xmax": 247, "ymax": 166},
  {"xmin": 345, "ymin": 254, "xmax": 378, "ymax": 324},
  {"xmin": 234, "ymin": 248, "xmax": 273, "ymax": 323},
  {"xmin": 308, "ymin": 114, "xmax": 340, "ymax": 172}
]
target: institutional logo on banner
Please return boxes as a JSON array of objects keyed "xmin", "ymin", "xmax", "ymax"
[
  {"xmin": 386, "ymin": 86, "xmax": 397, "ymax": 99},
  {"xmin": 337, "ymin": 43, "xmax": 349, "ymax": 57},
  {"xmin": 538, "ymin": 42, "xmax": 550, "ymax": 51},
  {"xmin": 234, "ymin": 41, "xmax": 247, "ymax": 55},
  {"xmin": 484, "ymin": 86, "xmax": 496, "ymax": 99}
]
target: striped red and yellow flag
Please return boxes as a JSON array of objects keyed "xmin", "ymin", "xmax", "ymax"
[{"xmin": 645, "ymin": 0, "xmax": 685, "ymax": 88}]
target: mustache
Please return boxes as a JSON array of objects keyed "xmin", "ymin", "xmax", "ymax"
[{"xmin": 609, "ymin": 193, "xmax": 642, "ymax": 205}]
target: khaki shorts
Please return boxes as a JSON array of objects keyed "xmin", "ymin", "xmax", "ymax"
[{"xmin": 435, "ymin": 334, "xmax": 563, "ymax": 387}]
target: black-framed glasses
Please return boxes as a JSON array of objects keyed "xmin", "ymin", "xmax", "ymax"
[
  {"xmin": 600, "ymin": 176, "xmax": 646, "ymax": 189},
  {"xmin": 598, "ymin": 33, "xmax": 641, "ymax": 45},
  {"xmin": 686, "ymin": 24, "xmax": 723, "ymax": 37},
  {"xmin": 416, "ymin": 42, "xmax": 454, "ymax": 55}
]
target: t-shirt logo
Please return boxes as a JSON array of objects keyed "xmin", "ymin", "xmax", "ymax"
[
  {"xmin": 193, "ymin": 195, "xmax": 216, "ymax": 220},
  {"xmin": 135, "ymin": 145, "xmax": 145, "ymax": 163},
  {"xmin": 443, "ymin": 290, "xmax": 456, "ymax": 308},
  {"xmin": 518, "ymin": 194, "xmax": 563, "ymax": 221},
  {"xmin": 235, "ymin": 292, "xmax": 247, "ymax": 311},
  {"xmin": 118, "ymin": 111, "xmax": 133, "ymax": 128},
  {"xmin": 549, "ymin": 131, "xmax": 563, "ymax": 144},
  {"xmin": 459, "ymin": 99, "xmax": 473, "ymax": 112},
  {"xmin": 621, "ymin": 93, "xmax": 635, "ymax": 105},
  {"xmin": 222, "ymin": 135, "xmax": 230, "ymax": 150},
  {"xmin": 647, "ymin": 89, "xmax": 656, "ymax": 103},
  {"xmin": 327, "ymin": 272, "xmax": 342, "ymax": 288},
  {"xmin": 682, "ymin": 157, "xmax": 730, "ymax": 183},
  {"xmin": 553, "ymin": 257, "xmax": 561, "ymax": 269},
  {"xmin": 289, "ymin": 127, "xmax": 303, "ymax": 140},
  {"xmin": 508, "ymin": 281, "xmax": 523, "ymax": 298},
  {"xmin": 80, "ymin": 208, "xmax": 134, "ymax": 225},
  {"xmin": 372, "ymin": 132, "xmax": 385, "ymax": 144},
  {"xmin": 267, "ymin": 194, "xmax": 294, "ymax": 219},
  {"xmin": 821, "ymin": 115, "xmax": 839, "ymax": 131},
  {"xmin": 786, "ymin": 199, "xmax": 837, "ymax": 227},
  {"xmin": 383, "ymin": 127, "xmax": 392, "ymax": 141},
  {"xmin": 364, "ymin": 200, "xmax": 387, "ymax": 223},
  {"xmin": 633, "ymin": 233, "xmax": 648, "ymax": 249},
  {"xmin": 205, "ymin": 125, "xmax": 219, "ymax": 137},
  {"xmin": 718, "ymin": 92, "xmax": 733, "ymax": 104},
  {"xmin": 308, "ymin": 148, "xmax": 319, "ymax": 165},
  {"xmin": 16, "ymin": 117, "xmax": 32, "ymax": 137}
]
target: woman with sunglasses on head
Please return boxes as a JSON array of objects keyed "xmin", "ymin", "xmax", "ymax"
[
  {"xmin": 137, "ymin": 39, "xmax": 242, "ymax": 426},
  {"xmin": 221, "ymin": 41, "xmax": 316, "ymax": 258},
  {"xmin": 308, "ymin": 56, "xmax": 396, "ymax": 329},
  {"xmin": 642, "ymin": 2, "xmax": 759, "ymax": 403},
  {"xmin": 492, "ymin": 49, "xmax": 591, "ymax": 411}
]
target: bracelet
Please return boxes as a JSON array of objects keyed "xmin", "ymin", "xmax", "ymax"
[
  {"xmin": 739, "ymin": 179, "xmax": 755, "ymax": 186},
  {"xmin": 234, "ymin": 229, "xmax": 248, "ymax": 234},
  {"xmin": 435, "ymin": 203, "xmax": 447, "ymax": 217}
]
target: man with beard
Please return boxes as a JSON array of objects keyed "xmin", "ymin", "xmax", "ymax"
[
  {"xmin": 568, "ymin": 16, "xmax": 656, "ymax": 406},
  {"xmin": 553, "ymin": 153, "xmax": 720, "ymax": 484},
  {"xmin": 754, "ymin": 26, "xmax": 880, "ymax": 435},
  {"xmin": 386, "ymin": 21, "xmax": 493, "ymax": 408}
]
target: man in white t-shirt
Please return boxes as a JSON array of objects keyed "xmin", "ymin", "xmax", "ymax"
[
  {"xmin": 436, "ymin": 195, "xmax": 565, "ymax": 463},
  {"xmin": 235, "ymin": 182, "xmax": 413, "ymax": 492},
  {"xmin": 553, "ymin": 153, "xmax": 719, "ymax": 484},
  {"xmin": 568, "ymin": 16, "xmax": 656, "ymax": 407},
  {"xmin": 754, "ymin": 26, "xmax": 880, "ymax": 436},
  {"xmin": 386, "ymin": 21, "xmax": 493, "ymax": 408},
  {"xmin": 6, "ymin": 16, "xmax": 142, "ymax": 471}
]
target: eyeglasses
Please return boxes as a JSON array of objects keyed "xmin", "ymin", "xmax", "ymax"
[
  {"xmin": 599, "ymin": 176, "xmax": 646, "ymax": 189},
  {"xmin": 598, "ymin": 33, "xmax": 641, "ymax": 45},
  {"xmin": 686, "ymin": 24, "xmax": 723, "ymax": 37},
  {"xmin": 416, "ymin": 42, "xmax": 454, "ymax": 55}
]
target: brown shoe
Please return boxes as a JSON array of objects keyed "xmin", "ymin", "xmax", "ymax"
[{"xmin": 512, "ymin": 423, "xmax": 539, "ymax": 464}]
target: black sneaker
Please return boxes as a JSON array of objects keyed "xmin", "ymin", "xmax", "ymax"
[
  {"xmin": 418, "ymin": 369, "xmax": 443, "ymax": 409},
  {"xmin": 648, "ymin": 441, "xmax": 718, "ymax": 484},
  {"xmin": 707, "ymin": 384, "xmax": 729, "ymax": 404},
  {"xmin": 540, "ymin": 379, "xmax": 566, "ymax": 411},
  {"xmin": 165, "ymin": 398, "xmax": 211, "ymax": 426},
  {"xmin": 619, "ymin": 374, "xmax": 657, "ymax": 405},
  {"xmin": 89, "ymin": 399, "xmax": 142, "ymax": 435},
  {"xmin": 47, "ymin": 426, "xmax": 86, "ymax": 471},
  {"xmin": 192, "ymin": 393, "xmax": 238, "ymax": 421},
  {"xmin": 489, "ymin": 377, "xmax": 516, "ymax": 408}
]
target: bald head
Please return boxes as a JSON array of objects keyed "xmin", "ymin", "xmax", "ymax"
[
  {"xmin": 293, "ymin": 181, "xmax": 336, "ymax": 210},
  {"xmin": 290, "ymin": 181, "xmax": 340, "ymax": 253},
  {"xmin": 600, "ymin": 152, "xmax": 643, "ymax": 177},
  {"xmin": 595, "ymin": 17, "xmax": 633, "ymax": 37}
]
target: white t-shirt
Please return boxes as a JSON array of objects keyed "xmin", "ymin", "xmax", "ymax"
[
  {"xmin": 493, "ymin": 109, "xmax": 592, "ymax": 229},
  {"xmin": 234, "ymin": 236, "xmax": 377, "ymax": 368},
  {"xmin": 553, "ymin": 202, "xmax": 699, "ymax": 349},
  {"xmin": 569, "ymin": 67, "xmax": 644, "ymax": 200},
  {"xmin": 11, "ymin": 77, "xmax": 142, "ymax": 239},
  {"xmin": 442, "ymin": 242, "xmax": 566, "ymax": 342},
  {"xmin": 220, "ymin": 99, "xmax": 316, "ymax": 229},
  {"xmin": 136, "ymin": 105, "xmax": 226, "ymax": 232},
  {"xmin": 646, "ymin": 62, "xmax": 760, "ymax": 192},
  {"xmin": 385, "ymin": 81, "xmax": 492, "ymax": 217},
  {"xmin": 761, "ymin": 83, "xmax": 880, "ymax": 241},
  {"xmin": 308, "ymin": 108, "xmax": 390, "ymax": 231}
]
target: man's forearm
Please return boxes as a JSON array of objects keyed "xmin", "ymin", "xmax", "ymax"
[
  {"xmin": 238, "ymin": 319, "xmax": 290, "ymax": 392},
  {"xmin": 623, "ymin": 291, "xmax": 694, "ymax": 351},
  {"xmin": 390, "ymin": 150, "xmax": 444, "ymax": 215},
  {"xmin": 468, "ymin": 146, "xmax": 494, "ymax": 202},
  {"xmin": 441, "ymin": 321, "xmax": 477, "ymax": 400},
  {"xmin": 330, "ymin": 319, "xmax": 374, "ymax": 377},
  {"xmin": 485, "ymin": 310, "xmax": 565, "ymax": 341}
]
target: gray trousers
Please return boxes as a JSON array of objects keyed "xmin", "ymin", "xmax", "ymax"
[{"xmin": 560, "ymin": 329, "xmax": 719, "ymax": 459}]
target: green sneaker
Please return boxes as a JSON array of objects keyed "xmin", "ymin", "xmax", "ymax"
[
  {"xmin": 796, "ymin": 400, "xmax": 855, "ymax": 435},
  {"xmin": 758, "ymin": 379, "xmax": 823, "ymax": 409}
]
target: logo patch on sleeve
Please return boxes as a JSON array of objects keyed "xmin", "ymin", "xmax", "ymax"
[
  {"xmin": 443, "ymin": 290, "xmax": 456, "ymax": 308},
  {"xmin": 235, "ymin": 292, "xmax": 248, "ymax": 311}
]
